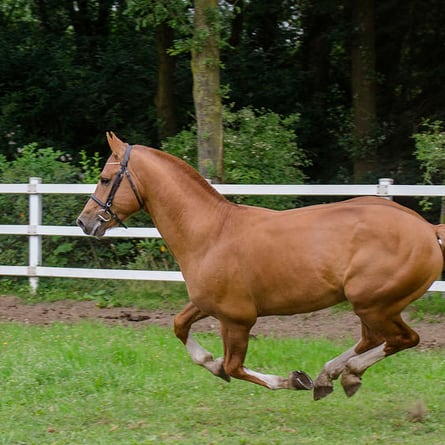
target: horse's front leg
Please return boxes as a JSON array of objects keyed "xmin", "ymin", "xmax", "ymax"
[
  {"xmin": 220, "ymin": 320, "xmax": 313, "ymax": 391},
  {"xmin": 174, "ymin": 302, "xmax": 230, "ymax": 382}
]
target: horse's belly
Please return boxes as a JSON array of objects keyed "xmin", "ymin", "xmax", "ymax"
[
  {"xmin": 253, "ymin": 278, "xmax": 346, "ymax": 316},
  {"xmin": 241, "ymin": 239, "xmax": 347, "ymax": 315}
]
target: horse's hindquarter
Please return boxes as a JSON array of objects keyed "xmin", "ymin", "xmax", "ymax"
[{"xmin": 187, "ymin": 198, "xmax": 443, "ymax": 318}]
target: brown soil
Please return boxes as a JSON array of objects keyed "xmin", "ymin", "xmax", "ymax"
[{"xmin": 0, "ymin": 295, "xmax": 443, "ymax": 350}]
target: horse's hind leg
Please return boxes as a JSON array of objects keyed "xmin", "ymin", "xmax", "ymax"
[
  {"xmin": 313, "ymin": 319, "xmax": 385, "ymax": 400},
  {"xmin": 220, "ymin": 320, "xmax": 313, "ymax": 391},
  {"xmin": 340, "ymin": 313, "xmax": 419, "ymax": 397},
  {"xmin": 174, "ymin": 302, "xmax": 230, "ymax": 381},
  {"xmin": 313, "ymin": 345, "xmax": 360, "ymax": 400}
]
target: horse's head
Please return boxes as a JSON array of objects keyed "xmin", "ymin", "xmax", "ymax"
[{"xmin": 77, "ymin": 132, "xmax": 144, "ymax": 238}]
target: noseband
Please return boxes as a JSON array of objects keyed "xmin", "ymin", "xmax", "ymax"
[{"xmin": 90, "ymin": 144, "xmax": 144, "ymax": 229}]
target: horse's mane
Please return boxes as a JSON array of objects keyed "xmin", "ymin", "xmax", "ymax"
[{"xmin": 143, "ymin": 146, "xmax": 228, "ymax": 203}]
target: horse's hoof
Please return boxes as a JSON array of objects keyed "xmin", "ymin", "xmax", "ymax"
[
  {"xmin": 313, "ymin": 372, "xmax": 334, "ymax": 400},
  {"xmin": 341, "ymin": 372, "xmax": 362, "ymax": 397},
  {"xmin": 207, "ymin": 357, "xmax": 231, "ymax": 382},
  {"xmin": 343, "ymin": 381, "xmax": 361, "ymax": 397},
  {"xmin": 313, "ymin": 384, "xmax": 334, "ymax": 401},
  {"xmin": 218, "ymin": 370, "xmax": 231, "ymax": 383},
  {"xmin": 288, "ymin": 370, "xmax": 313, "ymax": 390}
]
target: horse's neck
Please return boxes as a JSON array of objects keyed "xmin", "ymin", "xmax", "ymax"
[{"xmin": 135, "ymin": 147, "xmax": 231, "ymax": 261}]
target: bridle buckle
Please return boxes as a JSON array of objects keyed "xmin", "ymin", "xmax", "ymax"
[{"xmin": 97, "ymin": 209, "xmax": 112, "ymax": 223}]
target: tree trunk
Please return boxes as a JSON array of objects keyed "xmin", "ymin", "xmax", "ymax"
[
  {"xmin": 192, "ymin": 0, "xmax": 224, "ymax": 182},
  {"xmin": 351, "ymin": 0, "xmax": 377, "ymax": 182},
  {"xmin": 155, "ymin": 22, "xmax": 177, "ymax": 142}
]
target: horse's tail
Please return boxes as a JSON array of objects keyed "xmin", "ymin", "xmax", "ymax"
[{"xmin": 435, "ymin": 224, "xmax": 445, "ymax": 267}]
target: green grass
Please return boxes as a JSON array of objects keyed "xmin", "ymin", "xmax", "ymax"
[
  {"xmin": 0, "ymin": 277, "xmax": 189, "ymax": 310},
  {"xmin": 0, "ymin": 322, "xmax": 443, "ymax": 444},
  {"xmin": 410, "ymin": 292, "xmax": 445, "ymax": 319}
]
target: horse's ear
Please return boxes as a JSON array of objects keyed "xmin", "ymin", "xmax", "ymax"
[{"xmin": 106, "ymin": 131, "xmax": 126, "ymax": 160}]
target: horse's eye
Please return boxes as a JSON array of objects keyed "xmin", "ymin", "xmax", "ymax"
[{"xmin": 100, "ymin": 177, "xmax": 111, "ymax": 186}]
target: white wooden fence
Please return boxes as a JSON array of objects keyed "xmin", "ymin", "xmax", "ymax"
[{"xmin": 1, "ymin": 177, "xmax": 445, "ymax": 293}]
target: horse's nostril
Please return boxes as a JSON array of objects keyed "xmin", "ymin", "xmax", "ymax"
[{"xmin": 77, "ymin": 218, "xmax": 85, "ymax": 232}]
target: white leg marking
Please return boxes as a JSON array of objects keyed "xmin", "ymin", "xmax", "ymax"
[
  {"xmin": 185, "ymin": 335, "xmax": 227, "ymax": 379},
  {"xmin": 314, "ymin": 343, "xmax": 361, "ymax": 399},
  {"xmin": 345, "ymin": 343, "xmax": 386, "ymax": 375},
  {"xmin": 185, "ymin": 335, "xmax": 213, "ymax": 365},
  {"xmin": 340, "ymin": 344, "xmax": 387, "ymax": 397},
  {"xmin": 322, "ymin": 345, "xmax": 359, "ymax": 380},
  {"xmin": 243, "ymin": 367, "xmax": 287, "ymax": 390}
]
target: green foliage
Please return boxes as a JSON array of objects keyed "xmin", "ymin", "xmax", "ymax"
[
  {"xmin": 1, "ymin": 143, "xmax": 77, "ymax": 184},
  {"xmin": 127, "ymin": 239, "xmax": 178, "ymax": 271},
  {"xmin": 0, "ymin": 144, "xmax": 83, "ymax": 268},
  {"xmin": 413, "ymin": 120, "xmax": 445, "ymax": 213},
  {"xmin": 127, "ymin": 0, "xmax": 192, "ymax": 32},
  {"xmin": 223, "ymin": 108, "xmax": 307, "ymax": 183},
  {"xmin": 2, "ymin": 0, "xmax": 445, "ymax": 185},
  {"xmin": 163, "ymin": 106, "xmax": 309, "ymax": 209},
  {"xmin": 0, "ymin": 1, "xmax": 161, "ymax": 154},
  {"xmin": 126, "ymin": 0, "xmax": 195, "ymax": 58},
  {"xmin": 414, "ymin": 120, "xmax": 445, "ymax": 184},
  {"xmin": 79, "ymin": 150, "xmax": 102, "ymax": 184}
]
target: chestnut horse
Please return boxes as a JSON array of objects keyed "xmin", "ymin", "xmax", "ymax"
[{"xmin": 77, "ymin": 132, "xmax": 445, "ymax": 400}]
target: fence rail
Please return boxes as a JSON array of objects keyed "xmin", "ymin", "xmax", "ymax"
[{"xmin": 1, "ymin": 177, "xmax": 445, "ymax": 292}]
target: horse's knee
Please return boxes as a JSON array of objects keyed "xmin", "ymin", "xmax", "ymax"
[
  {"xmin": 173, "ymin": 314, "xmax": 188, "ymax": 343},
  {"xmin": 173, "ymin": 303, "xmax": 208, "ymax": 344}
]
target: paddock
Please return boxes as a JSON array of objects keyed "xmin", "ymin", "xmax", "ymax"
[{"xmin": 0, "ymin": 320, "xmax": 443, "ymax": 443}]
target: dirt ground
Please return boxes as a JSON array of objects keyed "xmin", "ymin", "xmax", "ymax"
[{"xmin": 0, "ymin": 295, "xmax": 443, "ymax": 350}]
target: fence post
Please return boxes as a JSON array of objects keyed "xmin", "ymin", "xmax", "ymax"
[
  {"xmin": 377, "ymin": 178, "xmax": 394, "ymax": 200},
  {"xmin": 28, "ymin": 177, "xmax": 42, "ymax": 293}
]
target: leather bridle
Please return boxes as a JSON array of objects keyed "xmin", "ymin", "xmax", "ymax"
[{"xmin": 90, "ymin": 144, "xmax": 144, "ymax": 229}]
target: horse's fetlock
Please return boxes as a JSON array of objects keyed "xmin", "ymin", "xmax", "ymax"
[{"xmin": 199, "ymin": 352, "xmax": 214, "ymax": 365}]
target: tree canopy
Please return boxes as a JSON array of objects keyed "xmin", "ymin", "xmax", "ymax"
[{"xmin": 1, "ymin": 0, "xmax": 445, "ymax": 185}]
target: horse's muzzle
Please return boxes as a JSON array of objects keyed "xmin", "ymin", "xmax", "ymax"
[
  {"xmin": 76, "ymin": 217, "xmax": 89, "ymax": 235},
  {"xmin": 77, "ymin": 216, "xmax": 103, "ymax": 237}
]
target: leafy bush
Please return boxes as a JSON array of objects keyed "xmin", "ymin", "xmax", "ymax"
[
  {"xmin": 127, "ymin": 239, "xmax": 178, "ymax": 271},
  {"xmin": 413, "ymin": 120, "xmax": 445, "ymax": 217},
  {"xmin": 163, "ymin": 106, "xmax": 309, "ymax": 209},
  {"xmin": 414, "ymin": 119, "xmax": 445, "ymax": 184},
  {"xmin": 0, "ymin": 143, "xmax": 84, "ymax": 268}
]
